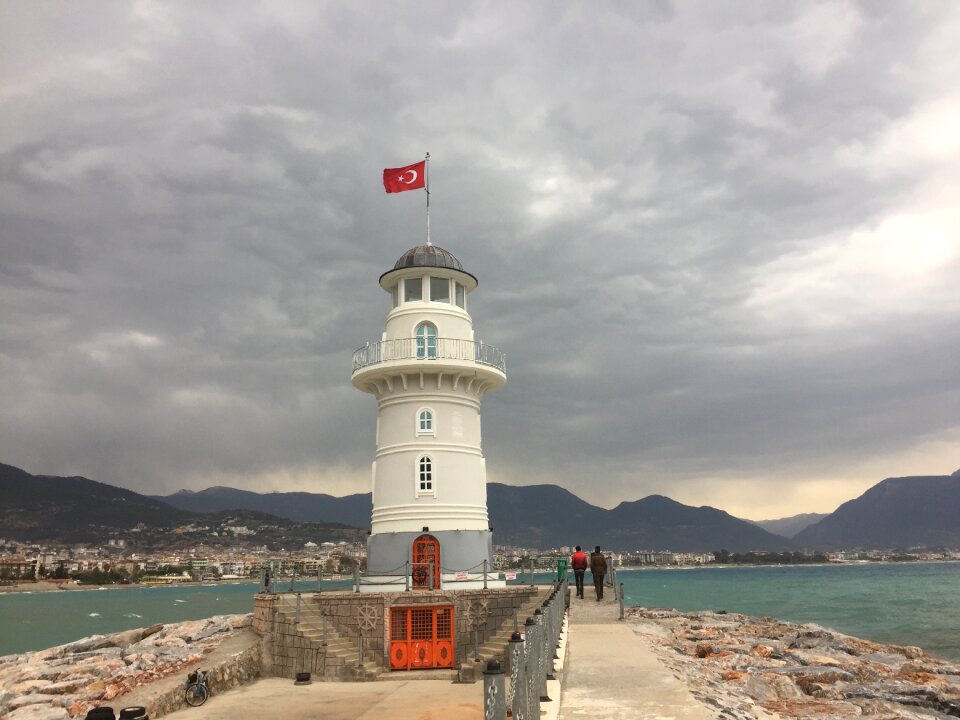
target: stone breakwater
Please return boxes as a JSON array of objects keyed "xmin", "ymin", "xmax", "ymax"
[
  {"xmin": 627, "ymin": 608, "xmax": 960, "ymax": 720},
  {"xmin": 0, "ymin": 614, "xmax": 255, "ymax": 720}
]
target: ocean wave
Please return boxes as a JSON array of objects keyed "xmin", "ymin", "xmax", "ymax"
[
  {"xmin": 88, "ymin": 613, "xmax": 101, "ymax": 617},
  {"xmin": 174, "ymin": 599, "xmax": 186, "ymax": 604},
  {"xmin": 124, "ymin": 613, "xmax": 142, "ymax": 618}
]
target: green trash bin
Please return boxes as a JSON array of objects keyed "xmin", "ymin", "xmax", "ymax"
[{"xmin": 556, "ymin": 557, "xmax": 568, "ymax": 581}]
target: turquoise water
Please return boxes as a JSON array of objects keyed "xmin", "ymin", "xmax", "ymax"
[
  {"xmin": 2, "ymin": 563, "xmax": 958, "ymax": 662},
  {"xmin": 0, "ymin": 579, "xmax": 350, "ymax": 657},
  {"xmin": 615, "ymin": 562, "xmax": 960, "ymax": 662}
]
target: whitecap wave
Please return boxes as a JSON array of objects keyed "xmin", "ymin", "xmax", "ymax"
[
  {"xmin": 88, "ymin": 612, "xmax": 101, "ymax": 617},
  {"xmin": 124, "ymin": 613, "xmax": 142, "ymax": 618},
  {"xmin": 174, "ymin": 599, "xmax": 186, "ymax": 604}
]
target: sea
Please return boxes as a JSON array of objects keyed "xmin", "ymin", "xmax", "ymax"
[{"xmin": 2, "ymin": 562, "xmax": 959, "ymax": 662}]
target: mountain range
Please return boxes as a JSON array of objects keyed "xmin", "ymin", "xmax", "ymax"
[
  {"xmin": 4, "ymin": 461, "xmax": 959, "ymax": 551},
  {"xmin": 793, "ymin": 472, "xmax": 960, "ymax": 549},
  {"xmin": 0, "ymin": 463, "xmax": 361, "ymax": 547}
]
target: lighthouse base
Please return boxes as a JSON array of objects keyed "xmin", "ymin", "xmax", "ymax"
[{"xmin": 367, "ymin": 529, "xmax": 493, "ymax": 575}]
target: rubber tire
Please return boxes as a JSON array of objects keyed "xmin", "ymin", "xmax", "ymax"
[
  {"xmin": 119, "ymin": 708, "xmax": 147, "ymax": 720},
  {"xmin": 85, "ymin": 709, "xmax": 116, "ymax": 720},
  {"xmin": 185, "ymin": 684, "xmax": 208, "ymax": 707}
]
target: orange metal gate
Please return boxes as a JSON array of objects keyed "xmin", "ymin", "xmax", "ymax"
[{"xmin": 389, "ymin": 605, "xmax": 454, "ymax": 670}]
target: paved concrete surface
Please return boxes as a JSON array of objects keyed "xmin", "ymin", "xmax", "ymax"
[
  {"xmin": 558, "ymin": 592, "xmax": 714, "ymax": 720},
  {"xmin": 162, "ymin": 676, "xmax": 483, "ymax": 720},
  {"xmin": 157, "ymin": 588, "xmax": 712, "ymax": 720}
]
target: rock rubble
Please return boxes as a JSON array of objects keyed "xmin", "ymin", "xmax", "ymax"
[
  {"xmin": 0, "ymin": 614, "xmax": 252, "ymax": 720},
  {"xmin": 626, "ymin": 608, "xmax": 960, "ymax": 720}
]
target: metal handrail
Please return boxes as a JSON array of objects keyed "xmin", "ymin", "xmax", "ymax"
[{"xmin": 352, "ymin": 337, "xmax": 506, "ymax": 373}]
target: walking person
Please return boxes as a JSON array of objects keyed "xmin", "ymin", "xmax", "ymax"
[
  {"xmin": 590, "ymin": 546, "xmax": 607, "ymax": 601},
  {"xmin": 570, "ymin": 545, "xmax": 588, "ymax": 599}
]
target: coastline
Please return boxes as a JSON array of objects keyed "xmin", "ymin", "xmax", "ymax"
[
  {"xmin": 624, "ymin": 607, "xmax": 960, "ymax": 719},
  {"xmin": 6, "ymin": 601, "xmax": 960, "ymax": 720},
  {"xmin": 0, "ymin": 580, "xmax": 261, "ymax": 594},
  {"xmin": 0, "ymin": 614, "xmax": 257, "ymax": 719}
]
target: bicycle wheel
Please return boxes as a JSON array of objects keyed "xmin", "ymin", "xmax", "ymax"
[{"xmin": 185, "ymin": 683, "xmax": 208, "ymax": 707}]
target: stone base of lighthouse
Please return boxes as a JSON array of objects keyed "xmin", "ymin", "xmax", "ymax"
[{"xmin": 361, "ymin": 530, "xmax": 506, "ymax": 592}]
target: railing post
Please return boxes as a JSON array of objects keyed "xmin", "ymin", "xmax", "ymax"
[
  {"xmin": 619, "ymin": 583, "xmax": 625, "ymax": 620},
  {"xmin": 317, "ymin": 568, "xmax": 322, "ymax": 593},
  {"xmin": 507, "ymin": 631, "xmax": 525, "ymax": 716},
  {"xmin": 524, "ymin": 617, "xmax": 540, "ymax": 720},
  {"xmin": 534, "ymin": 609, "xmax": 549, "ymax": 701},
  {"xmin": 295, "ymin": 592, "xmax": 301, "ymax": 624},
  {"xmin": 483, "ymin": 659, "xmax": 506, "ymax": 720},
  {"xmin": 528, "ymin": 559, "xmax": 534, "ymax": 586},
  {"xmin": 483, "ymin": 559, "xmax": 488, "ymax": 590},
  {"xmin": 353, "ymin": 564, "xmax": 360, "ymax": 593}
]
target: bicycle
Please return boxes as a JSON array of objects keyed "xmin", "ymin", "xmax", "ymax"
[{"xmin": 184, "ymin": 669, "xmax": 209, "ymax": 707}]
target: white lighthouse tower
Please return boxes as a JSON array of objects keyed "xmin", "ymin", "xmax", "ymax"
[{"xmin": 351, "ymin": 244, "xmax": 506, "ymax": 590}]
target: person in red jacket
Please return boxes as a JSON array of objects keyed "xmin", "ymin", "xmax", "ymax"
[{"xmin": 570, "ymin": 545, "xmax": 589, "ymax": 599}]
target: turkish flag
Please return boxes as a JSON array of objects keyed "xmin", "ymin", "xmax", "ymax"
[{"xmin": 383, "ymin": 161, "xmax": 426, "ymax": 193}]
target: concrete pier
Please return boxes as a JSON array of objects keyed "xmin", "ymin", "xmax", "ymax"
[{"xmin": 157, "ymin": 590, "xmax": 713, "ymax": 720}]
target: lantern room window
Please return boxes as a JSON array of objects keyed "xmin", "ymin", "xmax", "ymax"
[{"xmin": 430, "ymin": 276, "xmax": 450, "ymax": 303}]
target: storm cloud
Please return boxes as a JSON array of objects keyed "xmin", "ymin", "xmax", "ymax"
[{"xmin": 1, "ymin": 1, "xmax": 958, "ymax": 520}]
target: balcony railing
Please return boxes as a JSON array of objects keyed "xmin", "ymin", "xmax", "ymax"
[{"xmin": 352, "ymin": 338, "xmax": 506, "ymax": 373}]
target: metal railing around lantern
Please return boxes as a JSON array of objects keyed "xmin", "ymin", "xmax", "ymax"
[{"xmin": 352, "ymin": 338, "xmax": 506, "ymax": 374}]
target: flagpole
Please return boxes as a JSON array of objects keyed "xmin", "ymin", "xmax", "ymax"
[{"xmin": 425, "ymin": 152, "xmax": 431, "ymax": 246}]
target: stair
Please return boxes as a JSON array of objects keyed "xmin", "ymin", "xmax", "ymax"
[
  {"xmin": 275, "ymin": 601, "xmax": 382, "ymax": 680},
  {"xmin": 474, "ymin": 586, "xmax": 557, "ymax": 669}
]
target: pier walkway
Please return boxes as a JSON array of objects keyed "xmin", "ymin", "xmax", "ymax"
[
  {"xmin": 558, "ymin": 593, "xmax": 714, "ymax": 720},
  {"xmin": 159, "ymin": 591, "xmax": 713, "ymax": 720}
]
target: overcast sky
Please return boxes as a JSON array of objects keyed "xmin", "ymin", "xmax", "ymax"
[{"xmin": 2, "ymin": 2, "xmax": 958, "ymax": 521}]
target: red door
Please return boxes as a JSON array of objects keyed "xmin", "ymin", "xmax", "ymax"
[
  {"xmin": 389, "ymin": 605, "xmax": 455, "ymax": 670},
  {"xmin": 412, "ymin": 534, "xmax": 441, "ymax": 590}
]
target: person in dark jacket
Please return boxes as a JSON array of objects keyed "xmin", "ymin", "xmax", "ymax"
[
  {"xmin": 570, "ymin": 546, "xmax": 589, "ymax": 598},
  {"xmin": 589, "ymin": 546, "xmax": 607, "ymax": 601}
]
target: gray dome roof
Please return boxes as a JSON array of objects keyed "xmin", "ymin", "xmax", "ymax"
[{"xmin": 392, "ymin": 245, "xmax": 465, "ymax": 271}]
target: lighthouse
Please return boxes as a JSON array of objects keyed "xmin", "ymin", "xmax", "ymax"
[{"xmin": 351, "ymin": 244, "xmax": 506, "ymax": 590}]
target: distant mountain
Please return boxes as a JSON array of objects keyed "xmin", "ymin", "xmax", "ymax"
[
  {"xmin": 0, "ymin": 463, "xmax": 361, "ymax": 546},
  {"xmin": 599, "ymin": 495, "xmax": 792, "ymax": 552},
  {"xmin": 751, "ymin": 513, "xmax": 828, "ymax": 538},
  {"xmin": 156, "ymin": 481, "xmax": 791, "ymax": 552},
  {"xmin": 9, "ymin": 461, "xmax": 958, "ymax": 552},
  {"xmin": 152, "ymin": 486, "xmax": 371, "ymax": 528},
  {"xmin": 793, "ymin": 471, "xmax": 960, "ymax": 550},
  {"xmin": 0, "ymin": 463, "xmax": 195, "ymax": 542}
]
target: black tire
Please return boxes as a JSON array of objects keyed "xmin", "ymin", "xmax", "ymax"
[
  {"xmin": 85, "ymin": 709, "xmax": 116, "ymax": 720},
  {"xmin": 184, "ymin": 683, "xmax": 208, "ymax": 707},
  {"xmin": 119, "ymin": 708, "xmax": 147, "ymax": 720}
]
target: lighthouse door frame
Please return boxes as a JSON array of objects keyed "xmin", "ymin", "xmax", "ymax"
[{"xmin": 411, "ymin": 534, "xmax": 441, "ymax": 590}]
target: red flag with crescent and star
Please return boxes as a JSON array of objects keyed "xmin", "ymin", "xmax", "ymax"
[{"xmin": 383, "ymin": 161, "xmax": 426, "ymax": 193}]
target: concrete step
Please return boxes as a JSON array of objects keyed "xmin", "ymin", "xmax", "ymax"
[{"xmin": 376, "ymin": 669, "xmax": 459, "ymax": 682}]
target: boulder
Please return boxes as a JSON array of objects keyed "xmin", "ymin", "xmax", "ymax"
[
  {"xmin": 744, "ymin": 672, "xmax": 805, "ymax": 702},
  {"xmin": 9, "ymin": 694, "xmax": 61, "ymax": 710},
  {"xmin": 10, "ymin": 678, "xmax": 54, "ymax": 694},
  {"xmin": 7, "ymin": 705, "xmax": 71, "ymax": 720}
]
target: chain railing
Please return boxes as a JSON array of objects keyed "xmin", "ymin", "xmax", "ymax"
[
  {"xmin": 345, "ymin": 560, "xmax": 499, "ymax": 591},
  {"xmin": 483, "ymin": 576, "xmax": 568, "ymax": 720},
  {"xmin": 352, "ymin": 337, "xmax": 506, "ymax": 373}
]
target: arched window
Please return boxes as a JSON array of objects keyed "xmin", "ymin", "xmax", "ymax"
[
  {"xmin": 417, "ymin": 455, "xmax": 433, "ymax": 494},
  {"xmin": 416, "ymin": 323, "xmax": 437, "ymax": 359},
  {"xmin": 417, "ymin": 408, "xmax": 434, "ymax": 435}
]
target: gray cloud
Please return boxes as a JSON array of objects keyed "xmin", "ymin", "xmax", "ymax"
[{"xmin": 1, "ymin": 1, "xmax": 958, "ymax": 519}]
